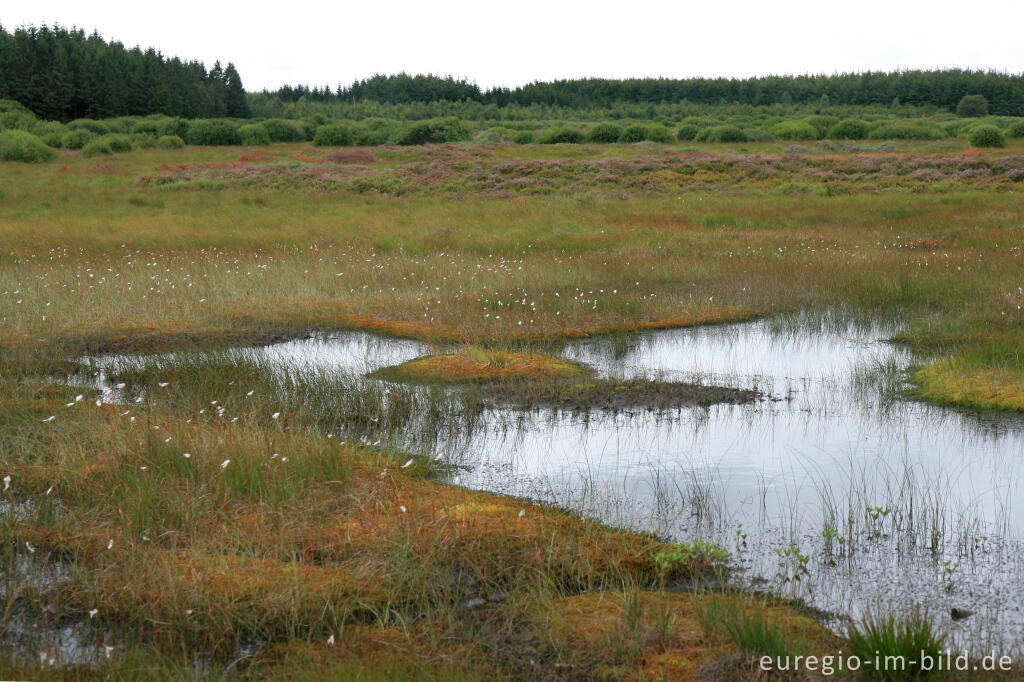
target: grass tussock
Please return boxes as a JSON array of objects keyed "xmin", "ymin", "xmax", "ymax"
[{"xmin": 912, "ymin": 359, "xmax": 1024, "ymax": 412}]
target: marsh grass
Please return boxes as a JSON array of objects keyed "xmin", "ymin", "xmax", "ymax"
[
  {"xmin": 697, "ymin": 594, "xmax": 806, "ymax": 659},
  {"xmin": 3, "ymin": 141, "xmax": 1024, "ymax": 676},
  {"xmin": 846, "ymin": 609, "xmax": 945, "ymax": 680}
]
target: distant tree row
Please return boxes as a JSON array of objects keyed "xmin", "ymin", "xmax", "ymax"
[
  {"xmin": 0, "ymin": 24, "xmax": 248, "ymax": 121},
  {"xmin": 257, "ymin": 70, "xmax": 1024, "ymax": 116}
]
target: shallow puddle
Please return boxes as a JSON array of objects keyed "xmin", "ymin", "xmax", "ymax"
[{"xmin": 90, "ymin": 316, "xmax": 1024, "ymax": 653}]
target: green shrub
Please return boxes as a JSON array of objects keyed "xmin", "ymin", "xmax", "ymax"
[
  {"xmin": 869, "ymin": 120, "xmax": 945, "ymax": 140},
  {"xmin": 157, "ymin": 135, "xmax": 185, "ymax": 149},
  {"xmin": 645, "ymin": 123, "xmax": 674, "ymax": 143},
  {"xmin": 131, "ymin": 120, "xmax": 164, "ymax": 136},
  {"xmin": 398, "ymin": 117, "xmax": 471, "ymax": 145},
  {"xmin": 846, "ymin": 611, "xmax": 944, "ymax": 680},
  {"xmin": 0, "ymin": 111, "xmax": 38, "ymax": 131},
  {"xmin": 261, "ymin": 118, "xmax": 305, "ymax": 143},
  {"xmin": 61, "ymin": 129, "xmax": 95, "ymax": 150},
  {"xmin": 676, "ymin": 124, "xmax": 700, "ymax": 141},
  {"xmin": 586, "ymin": 123, "xmax": 623, "ymax": 143},
  {"xmin": 619, "ymin": 125, "xmax": 648, "ymax": 143},
  {"xmin": 353, "ymin": 118, "xmax": 398, "ymax": 146},
  {"xmin": 771, "ymin": 121, "xmax": 820, "ymax": 140},
  {"xmin": 104, "ymin": 134, "xmax": 134, "ymax": 152},
  {"xmin": 744, "ymin": 128, "xmax": 775, "ymax": 142},
  {"xmin": 0, "ymin": 130, "xmax": 57, "ymax": 162},
  {"xmin": 239, "ymin": 123, "xmax": 271, "ymax": 146},
  {"xmin": 158, "ymin": 118, "xmax": 190, "ymax": 138},
  {"xmin": 804, "ymin": 115, "xmax": 839, "ymax": 137},
  {"xmin": 68, "ymin": 118, "xmax": 110, "ymax": 135},
  {"xmin": 81, "ymin": 138, "xmax": 113, "ymax": 157},
  {"xmin": 956, "ymin": 94, "xmax": 989, "ymax": 118},
  {"xmin": 1006, "ymin": 120, "xmax": 1024, "ymax": 138},
  {"xmin": 535, "ymin": 127, "xmax": 584, "ymax": 144},
  {"xmin": 132, "ymin": 133, "xmax": 158, "ymax": 148},
  {"xmin": 32, "ymin": 121, "xmax": 65, "ymax": 137},
  {"xmin": 185, "ymin": 119, "xmax": 242, "ymax": 146},
  {"xmin": 511, "ymin": 131, "xmax": 534, "ymax": 144},
  {"xmin": 827, "ymin": 118, "xmax": 869, "ymax": 139},
  {"xmin": 968, "ymin": 124, "xmax": 1006, "ymax": 148},
  {"xmin": 312, "ymin": 123, "xmax": 355, "ymax": 147},
  {"xmin": 695, "ymin": 125, "xmax": 749, "ymax": 143}
]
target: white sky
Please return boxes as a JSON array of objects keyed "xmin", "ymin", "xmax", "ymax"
[{"xmin": 6, "ymin": 0, "xmax": 1024, "ymax": 92}]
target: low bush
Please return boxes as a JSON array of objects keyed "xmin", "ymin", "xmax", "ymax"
[
  {"xmin": 158, "ymin": 118, "xmax": 190, "ymax": 138},
  {"xmin": 771, "ymin": 121, "xmax": 820, "ymax": 140},
  {"xmin": 676, "ymin": 124, "xmax": 700, "ymax": 141},
  {"xmin": 1006, "ymin": 120, "xmax": 1024, "ymax": 138},
  {"xmin": 239, "ymin": 123, "xmax": 271, "ymax": 146},
  {"xmin": 312, "ymin": 123, "xmax": 355, "ymax": 147},
  {"xmin": 132, "ymin": 133, "xmax": 158, "ymax": 148},
  {"xmin": 81, "ymin": 138, "xmax": 112, "ymax": 157},
  {"xmin": 67, "ymin": 118, "xmax": 110, "ymax": 135},
  {"xmin": 535, "ymin": 127, "xmax": 584, "ymax": 144},
  {"xmin": 0, "ymin": 110, "xmax": 39, "ymax": 131},
  {"xmin": 968, "ymin": 124, "xmax": 1006, "ymax": 148},
  {"xmin": 398, "ymin": 117, "xmax": 471, "ymax": 145},
  {"xmin": 804, "ymin": 115, "xmax": 840, "ymax": 137},
  {"xmin": 157, "ymin": 135, "xmax": 185, "ymax": 149},
  {"xmin": 645, "ymin": 123, "xmax": 674, "ymax": 143},
  {"xmin": 104, "ymin": 134, "xmax": 134, "ymax": 152},
  {"xmin": 586, "ymin": 123, "xmax": 623, "ymax": 143},
  {"xmin": 868, "ymin": 120, "xmax": 946, "ymax": 140},
  {"xmin": 511, "ymin": 131, "xmax": 534, "ymax": 144},
  {"xmin": 956, "ymin": 94, "xmax": 988, "ymax": 118},
  {"xmin": 744, "ymin": 128, "xmax": 775, "ymax": 142},
  {"xmin": 0, "ymin": 130, "xmax": 58, "ymax": 162},
  {"xmin": 61, "ymin": 129, "xmax": 95, "ymax": 149},
  {"xmin": 827, "ymin": 118, "xmax": 869, "ymax": 140},
  {"xmin": 619, "ymin": 124, "xmax": 649, "ymax": 143},
  {"xmin": 131, "ymin": 119, "xmax": 164, "ymax": 136},
  {"xmin": 695, "ymin": 125, "xmax": 749, "ymax": 143},
  {"xmin": 354, "ymin": 118, "xmax": 398, "ymax": 146},
  {"xmin": 185, "ymin": 119, "xmax": 242, "ymax": 146},
  {"xmin": 261, "ymin": 118, "xmax": 305, "ymax": 143}
]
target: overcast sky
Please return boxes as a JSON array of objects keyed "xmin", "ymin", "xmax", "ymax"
[{"xmin": 6, "ymin": 0, "xmax": 1024, "ymax": 92}]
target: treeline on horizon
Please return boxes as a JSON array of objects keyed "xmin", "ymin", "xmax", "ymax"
[
  {"xmin": 0, "ymin": 24, "xmax": 249, "ymax": 121},
  {"xmin": 261, "ymin": 71, "xmax": 1024, "ymax": 116},
  {"xmin": 3, "ymin": 23, "xmax": 1024, "ymax": 121}
]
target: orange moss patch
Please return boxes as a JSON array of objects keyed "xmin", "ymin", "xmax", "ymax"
[
  {"xmin": 373, "ymin": 350, "xmax": 589, "ymax": 383},
  {"xmin": 913, "ymin": 360, "xmax": 1024, "ymax": 411},
  {"xmin": 531, "ymin": 592, "xmax": 838, "ymax": 681}
]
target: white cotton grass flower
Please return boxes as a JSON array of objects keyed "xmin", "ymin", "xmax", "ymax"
[
  {"xmin": 221, "ymin": 459, "xmax": 231, "ymax": 469},
  {"xmin": 89, "ymin": 609, "xmax": 98, "ymax": 618},
  {"xmin": 158, "ymin": 382, "xmax": 169, "ymax": 387},
  {"xmin": 183, "ymin": 453, "xmax": 191, "ymax": 459},
  {"xmin": 271, "ymin": 412, "xmax": 280, "ymax": 420},
  {"xmin": 42, "ymin": 415, "xmax": 55, "ymax": 423},
  {"xmin": 25, "ymin": 541, "xmax": 35, "ymax": 553},
  {"xmin": 401, "ymin": 458, "xmax": 414, "ymax": 469},
  {"xmin": 518, "ymin": 509, "xmax": 526, "ymax": 518},
  {"xmin": 327, "ymin": 634, "xmax": 335, "ymax": 645},
  {"xmin": 399, "ymin": 505, "xmax": 407, "ymax": 513},
  {"xmin": 3, "ymin": 475, "xmax": 10, "ymax": 491},
  {"xmin": 107, "ymin": 539, "xmax": 114, "ymax": 550}
]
